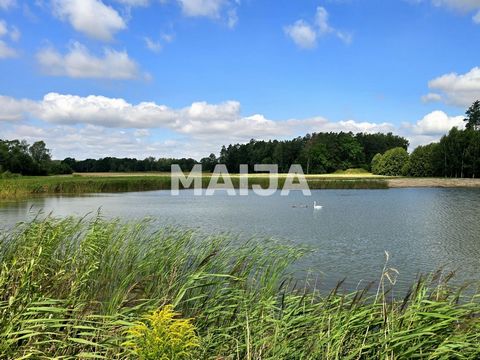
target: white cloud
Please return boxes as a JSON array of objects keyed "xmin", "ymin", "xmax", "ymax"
[
  {"xmin": 284, "ymin": 20, "xmax": 317, "ymax": 49},
  {"xmin": 425, "ymin": 67, "xmax": 480, "ymax": 107},
  {"xmin": 0, "ymin": 19, "xmax": 20, "ymax": 58},
  {"xmin": 411, "ymin": 110, "xmax": 465, "ymax": 135},
  {"xmin": 0, "ymin": 19, "xmax": 19, "ymax": 41},
  {"xmin": 36, "ymin": 42, "xmax": 141, "ymax": 79},
  {"xmin": 1, "ymin": 123, "xmax": 192, "ymax": 159},
  {"xmin": 432, "ymin": 0, "xmax": 480, "ymax": 11},
  {"xmin": 315, "ymin": 6, "xmax": 332, "ymax": 34},
  {"xmin": 400, "ymin": 110, "xmax": 465, "ymax": 148},
  {"xmin": 421, "ymin": 92, "xmax": 443, "ymax": 103},
  {"xmin": 422, "ymin": 0, "xmax": 480, "ymax": 23},
  {"xmin": 177, "ymin": 0, "xmax": 225, "ymax": 17},
  {"xmin": 285, "ymin": 7, "xmax": 352, "ymax": 49},
  {"xmin": 3, "ymin": 92, "xmax": 470, "ymax": 158},
  {"xmin": 52, "ymin": 0, "xmax": 126, "ymax": 41},
  {"xmin": 114, "ymin": 0, "xmax": 150, "ymax": 6},
  {"xmin": 144, "ymin": 37, "xmax": 162, "ymax": 52},
  {"xmin": 0, "ymin": 95, "xmax": 36, "ymax": 121},
  {"xmin": 0, "ymin": 0, "xmax": 15, "ymax": 10},
  {"xmin": 176, "ymin": 0, "xmax": 239, "ymax": 27},
  {"xmin": 227, "ymin": 8, "xmax": 238, "ymax": 28},
  {"xmin": 0, "ymin": 92, "xmax": 395, "ymax": 140}
]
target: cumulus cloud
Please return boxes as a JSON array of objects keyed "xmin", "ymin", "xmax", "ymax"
[
  {"xmin": 285, "ymin": 7, "xmax": 352, "ymax": 49},
  {"xmin": 0, "ymin": 92, "xmax": 395, "ymax": 141},
  {"xmin": 2, "ymin": 92, "xmax": 470, "ymax": 158},
  {"xmin": 0, "ymin": 95, "xmax": 36, "ymax": 121},
  {"xmin": 424, "ymin": 67, "xmax": 480, "ymax": 107},
  {"xmin": 36, "ymin": 42, "xmax": 141, "ymax": 79},
  {"xmin": 400, "ymin": 110, "xmax": 465, "ymax": 148},
  {"xmin": 411, "ymin": 110, "xmax": 465, "ymax": 135},
  {"xmin": 1, "ymin": 123, "xmax": 194, "ymax": 159},
  {"xmin": 52, "ymin": 0, "xmax": 126, "ymax": 41}
]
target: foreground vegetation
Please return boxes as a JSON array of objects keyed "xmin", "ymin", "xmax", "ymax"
[
  {"xmin": 1, "ymin": 216, "xmax": 480, "ymax": 359},
  {"xmin": 0, "ymin": 174, "xmax": 389, "ymax": 200}
]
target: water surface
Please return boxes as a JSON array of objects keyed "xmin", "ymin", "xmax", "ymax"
[{"xmin": 1, "ymin": 189, "xmax": 480, "ymax": 292}]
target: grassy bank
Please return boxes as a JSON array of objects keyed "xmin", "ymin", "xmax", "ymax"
[
  {"xmin": 1, "ymin": 216, "xmax": 480, "ymax": 359},
  {"xmin": 0, "ymin": 174, "xmax": 389, "ymax": 200}
]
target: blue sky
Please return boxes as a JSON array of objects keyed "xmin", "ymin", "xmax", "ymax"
[{"xmin": 0, "ymin": 0, "xmax": 480, "ymax": 159}]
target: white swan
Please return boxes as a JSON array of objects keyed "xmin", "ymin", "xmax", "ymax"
[{"xmin": 313, "ymin": 201, "xmax": 322, "ymax": 210}]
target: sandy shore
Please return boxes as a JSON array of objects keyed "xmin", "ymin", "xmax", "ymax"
[{"xmin": 388, "ymin": 178, "xmax": 480, "ymax": 188}]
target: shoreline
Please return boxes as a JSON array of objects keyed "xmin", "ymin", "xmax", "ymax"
[
  {"xmin": 388, "ymin": 177, "xmax": 480, "ymax": 188},
  {"xmin": 1, "ymin": 175, "xmax": 480, "ymax": 201}
]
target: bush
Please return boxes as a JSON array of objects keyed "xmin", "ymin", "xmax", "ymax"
[
  {"xmin": 371, "ymin": 147, "xmax": 409, "ymax": 176},
  {"xmin": 126, "ymin": 305, "xmax": 200, "ymax": 360}
]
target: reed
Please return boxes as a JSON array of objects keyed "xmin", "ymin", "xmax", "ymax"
[
  {"xmin": 0, "ymin": 175, "xmax": 389, "ymax": 200},
  {"xmin": 1, "ymin": 216, "xmax": 479, "ymax": 359}
]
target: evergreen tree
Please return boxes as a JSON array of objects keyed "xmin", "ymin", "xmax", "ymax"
[{"xmin": 465, "ymin": 100, "xmax": 480, "ymax": 131}]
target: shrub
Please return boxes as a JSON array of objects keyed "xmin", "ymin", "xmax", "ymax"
[
  {"xmin": 126, "ymin": 305, "xmax": 200, "ymax": 360},
  {"xmin": 371, "ymin": 147, "xmax": 409, "ymax": 176}
]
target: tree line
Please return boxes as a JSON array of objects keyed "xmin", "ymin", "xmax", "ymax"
[
  {"xmin": 0, "ymin": 132, "xmax": 408, "ymax": 176},
  {"xmin": 371, "ymin": 100, "xmax": 480, "ymax": 178},
  {"xmin": 1, "ymin": 100, "xmax": 479, "ymax": 178},
  {"xmin": 0, "ymin": 140, "xmax": 71, "ymax": 177},
  {"xmin": 218, "ymin": 132, "xmax": 408, "ymax": 173}
]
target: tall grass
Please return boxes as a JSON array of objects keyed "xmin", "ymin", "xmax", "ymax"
[
  {"xmin": 0, "ymin": 175, "xmax": 389, "ymax": 200},
  {"xmin": 1, "ymin": 216, "xmax": 480, "ymax": 358}
]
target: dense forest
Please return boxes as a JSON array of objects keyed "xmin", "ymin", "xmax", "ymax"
[
  {"xmin": 371, "ymin": 100, "xmax": 480, "ymax": 178},
  {"xmin": 218, "ymin": 132, "xmax": 408, "ymax": 173},
  {"xmin": 1, "ymin": 100, "xmax": 479, "ymax": 178}
]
